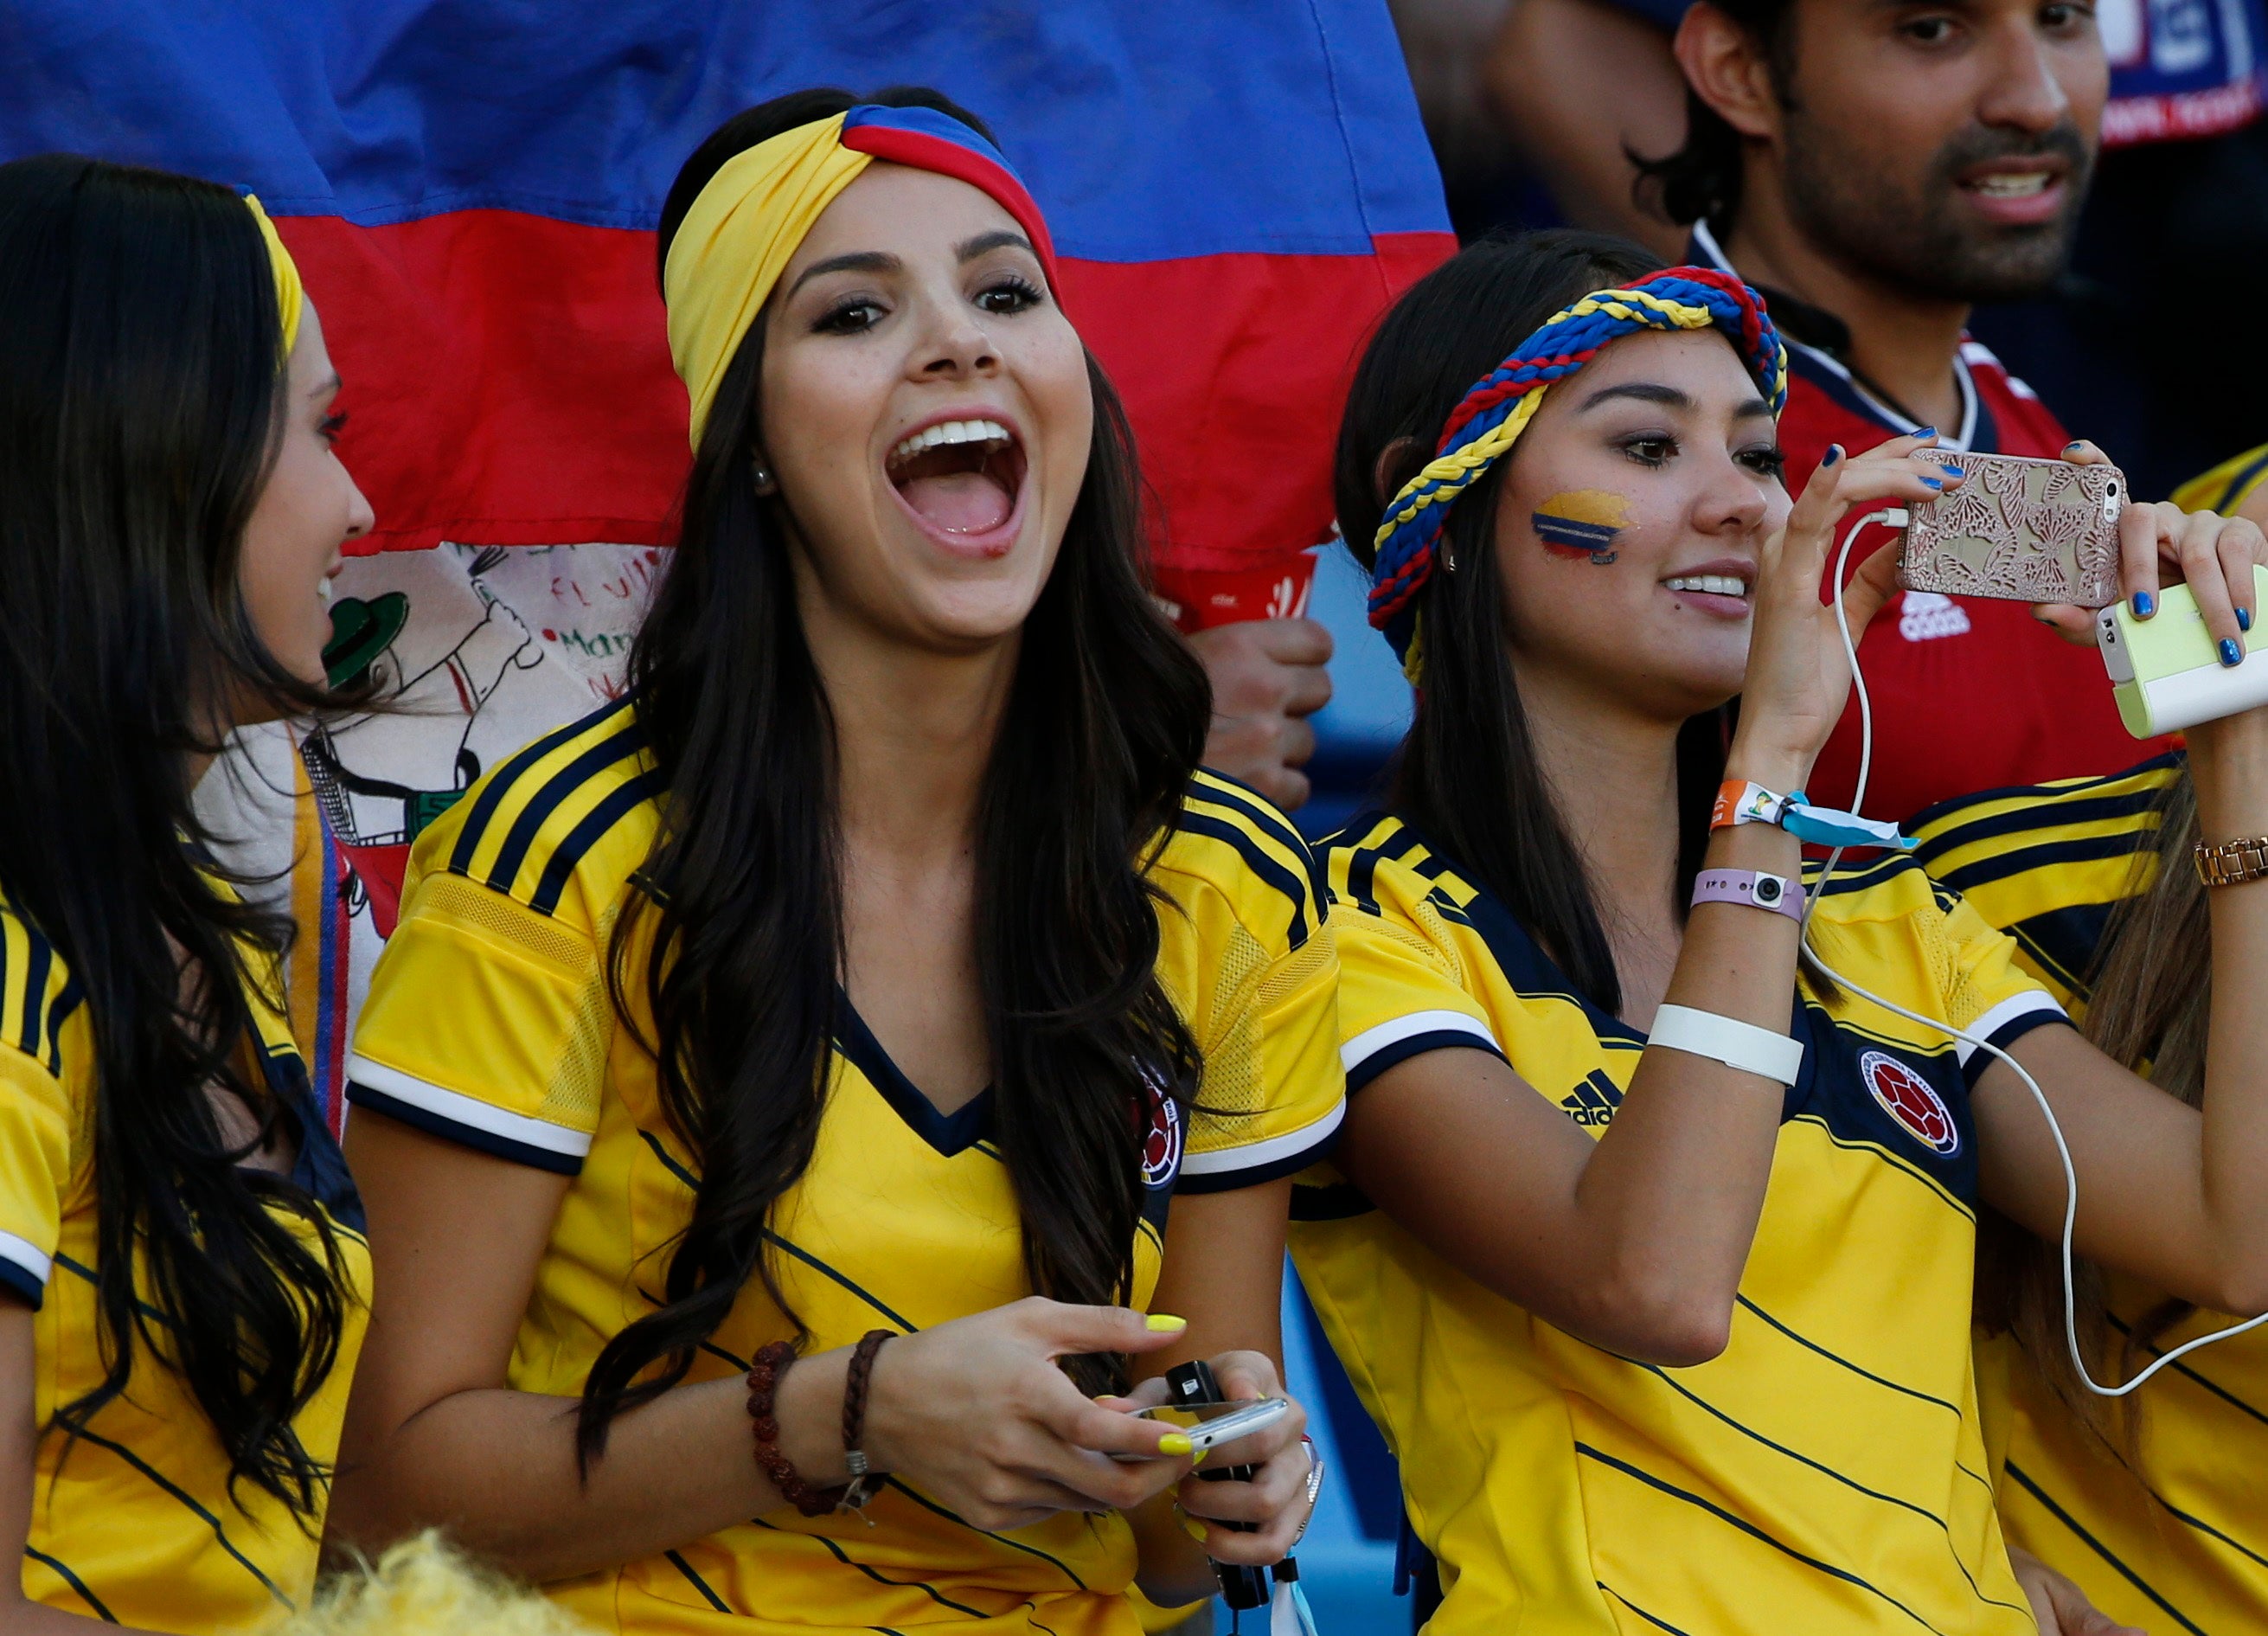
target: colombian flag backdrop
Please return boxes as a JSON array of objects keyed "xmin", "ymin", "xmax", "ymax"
[
  {"xmin": 3, "ymin": 2, "xmax": 1452, "ymax": 1115},
  {"xmin": 2, "ymin": 1, "xmax": 1454, "ymax": 574}
]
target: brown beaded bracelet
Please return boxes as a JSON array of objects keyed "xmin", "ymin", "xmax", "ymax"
[
  {"xmin": 746, "ymin": 1341, "xmax": 847, "ymax": 1518},
  {"xmin": 838, "ymin": 1329, "xmax": 894, "ymax": 1511}
]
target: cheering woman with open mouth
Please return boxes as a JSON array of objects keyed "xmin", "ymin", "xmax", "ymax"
[{"xmin": 330, "ymin": 90, "xmax": 1338, "ymax": 1632}]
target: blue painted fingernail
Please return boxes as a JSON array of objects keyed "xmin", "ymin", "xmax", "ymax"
[
  {"xmin": 2223, "ymin": 637, "xmax": 2246, "ymax": 668},
  {"xmin": 2133, "ymin": 590, "xmax": 2155, "ymax": 617},
  {"xmin": 1921, "ymin": 476, "xmax": 1943, "ymax": 490},
  {"xmin": 1913, "ymin": 426, "xmax": 1938, "ymax": 439},
  {"xmin": 2063, "ymin": 440, "xmax": 2085, "ymax": 453},
  {"xmin": 2240, "ymin": 606, "xmax": 2253, "ymax": 632},
  {"xmin": 1939, "ymin": 463, "xmax": 1964, "ymax": 476},
  {"xmin": 1821, "ymin": 444, "xmax": 1842, "ymax": 467}
]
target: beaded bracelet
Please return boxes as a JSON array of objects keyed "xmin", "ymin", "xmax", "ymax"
[{"xmin": 746, "ymin": 1342, "xmax": 848, "ymax": 1518}]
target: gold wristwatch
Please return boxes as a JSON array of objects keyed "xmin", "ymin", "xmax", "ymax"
[{"xmin": 2194, "ymin": 836, "xmax": 2268, "ymax": 887}]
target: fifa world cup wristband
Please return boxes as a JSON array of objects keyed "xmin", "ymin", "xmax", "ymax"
[
  {"xmin": 1712, "ymin": 779, "xmax": 1795, "ymax": 831},
  {"xmin": 1711, "ymin": 779, "xmax": 1913, "ymax": 852},
  {"xmin": 1649, "ymin": 1003, "xmax": 1804, "ymax": 1085},
  {"xmin": 1691, "ymin": 868, "xmax": 1804, "ymax": 922}
]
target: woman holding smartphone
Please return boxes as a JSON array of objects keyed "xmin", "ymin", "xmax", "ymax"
[
  {"xmin": 0, "ymin": 157, "xmax": 374, "ymax": 1631},
  {"xmin": 1288, "ymin": 228, "xmax": 2268, "ymax": 1636},
  {"xmin": 330, "ymin": 89, "xmax": 1337, "ymax": 1631}
]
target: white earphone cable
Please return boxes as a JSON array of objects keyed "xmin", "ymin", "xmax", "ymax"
[{"xmin": 1796, "ymin": 508, "xmax": 2268, "ymax": 1396}]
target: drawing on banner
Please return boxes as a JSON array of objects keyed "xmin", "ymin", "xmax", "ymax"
[{"xmin": 298, "ymin": 542, "xmax": 661, "ymax": 940}]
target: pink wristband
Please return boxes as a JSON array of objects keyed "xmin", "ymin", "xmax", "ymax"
[{"xmin": 1691, "ymin": 868, "xmax": 1804, "ymax": 923}]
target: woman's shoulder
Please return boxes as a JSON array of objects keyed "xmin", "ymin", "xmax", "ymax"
[
  {"xmin": 0, "ymin": 900, "xmax": 83, "ymax": 1088},
  {"xmin": 1151, "ymin": 768, "xmax": 1329, "ymax": 955},
  {"xmin": 1902, "ymin": 753, "xmax": 2176, "ymax": 983},
  {"xmin": 1906, "ymin": 753, "xmax": 2178, "ymax": 889},
  {"xmin": 404, "ymin": 694, "xmax": 662, "ymax": 938}
]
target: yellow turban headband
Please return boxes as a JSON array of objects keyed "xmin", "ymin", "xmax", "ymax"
[
  {"xmin": 242, "ymin": 193, "xmax": 304, "ymax": 362},
  {"xmin": 663, "ymin": 104, "xmax": 1060, "ymax": 452}
]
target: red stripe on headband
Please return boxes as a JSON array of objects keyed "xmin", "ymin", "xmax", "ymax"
[{"xmin": 838, "ymin": 123, "xmax": 1062, "ymax": 293}]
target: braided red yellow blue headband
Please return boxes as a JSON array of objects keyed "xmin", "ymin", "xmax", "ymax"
[
  {"xmin": 1367, "ymin": 266, "xmax": 1788, "ymax": 682},
  {"xmin": 663, "ymin": 104, "xmax": 1060, "ymax": 451}
]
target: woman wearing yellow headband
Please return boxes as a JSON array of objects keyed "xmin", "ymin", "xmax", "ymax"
[
  {"xmin": 0, "ymin": 157, "xmax": 375, "ymax": 1631},
  {"xmin": 334, "ymin": 89, "xmax": 1336, "ymax": 1632},
  {"xmin": 1291, "ymin": 229, "xmax": 2268, "ymax": 1635}
]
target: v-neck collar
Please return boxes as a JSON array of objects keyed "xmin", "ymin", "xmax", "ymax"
[{"xmin": 832, "ymin": 992, "xmax": 996, "ymax": 1158}]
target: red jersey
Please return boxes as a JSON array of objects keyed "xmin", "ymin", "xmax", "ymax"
[{"xmin": 1688, "ymin": 226, "xmax": 2175, "ymax": 820}]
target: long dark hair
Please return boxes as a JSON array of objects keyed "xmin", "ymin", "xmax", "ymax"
[
  {"xmin": 1979, "ymin": 766, "xmax": 2207, "ymax": 1460},
  {"xmin": 0, "ymin": 155, "xmax": 351, "ymax": 1514},
  {"xmin": 577, "ymin": 88, "xmax": 1212, "ymax": 1460},
  {"xmin": 1631, "ymin": 0, "xmax": 1798, "ymax": 232},
  {"xmin": 1336, "ymin": 231, "xmax": 1737, "ymax": 1015}
]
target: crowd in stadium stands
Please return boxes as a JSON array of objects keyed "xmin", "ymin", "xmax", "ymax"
[{"xmin": 6, "ymin": 3, "xmax": 2268, "ymax": 1635}]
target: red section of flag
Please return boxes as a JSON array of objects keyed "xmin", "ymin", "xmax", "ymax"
[{"xmin": 280, "ymin": 210, "xmax": 1453, "ymax": 570}]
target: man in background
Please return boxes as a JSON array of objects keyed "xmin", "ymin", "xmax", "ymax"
[{"xmin": 1497, "ymin": 0, "xmax": 2173, "ymax": 818}]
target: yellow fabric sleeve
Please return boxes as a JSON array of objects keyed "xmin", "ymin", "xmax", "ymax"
[
  {"xmin": 1929, "ymin": 890, "xmax": 2071, "ymax": 1087},
  {"xmin": 1334, "ymin": 853, "xmax": 1501, "ymax": 1094},
  {"xmin": 0, "ymin": 1043, "xmax": 72, "ymax": 1307},
  {"xmin": 347, "ymin": 863, "xmax": 611, "ymax": 1174}
]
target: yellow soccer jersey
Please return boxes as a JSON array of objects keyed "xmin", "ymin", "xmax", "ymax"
[
  {"xmin": 0, "ymin": 900, "xmax": 371, "ymax": 1632},
  {"xmin": 1912, "ymin": 753, "xmax": 2268, "ymax": 1635},
  {"xmin": 2172, "ymin": 444, "xmax": 2268, "ymax": 518},
  {"xmin": 345, "ymin": 698, "xmax": 1345, "ymax": 1635},
  {"xmin": 1289, "ymin": 812, "xmax": 2072, "ymax": 1636}
]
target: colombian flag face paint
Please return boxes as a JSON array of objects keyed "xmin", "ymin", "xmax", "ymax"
[
  {"xmin": 663, "ymin": 103, "xmax": 1060, "ymax": 452},
  {"xmin": 1532, "ymin": 489, "xmax": 1633, "ymax": 562}
]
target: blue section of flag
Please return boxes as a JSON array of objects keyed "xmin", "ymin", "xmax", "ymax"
[
  {"xmin": 1532, "ymin": 514, "xmax": 1621, "ymax": 552},
  {"xmin": 1, "ymin": 0, "xmax": 1448, "ymax": 258}
]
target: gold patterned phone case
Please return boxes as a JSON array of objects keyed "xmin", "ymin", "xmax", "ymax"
[{"xmin": 1899, "ymin": 452, "xmax": 2125, "ymax": 608}]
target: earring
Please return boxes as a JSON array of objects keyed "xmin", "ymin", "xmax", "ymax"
[
  {"xmin": 1441, "ymin": 544, "xmax": 1457, "ymax": 573},
  {"xmin": 751, "ymin": 461, "xmax": 776, "ymax": 495}
]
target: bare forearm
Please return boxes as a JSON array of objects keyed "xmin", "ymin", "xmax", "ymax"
[
  {"xmin": 331, "ymin": 1352, "xmax": 855, "ymax": 1582},
  {"xmin": 2192, "ymin": 719, "xmax": 2268, "ymax": 1307},
  {"xmin": 1564, "ymin": 806, "xmax": 1804, "ymax": 1353}
]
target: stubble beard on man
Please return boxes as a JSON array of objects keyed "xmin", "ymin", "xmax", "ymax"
[{"xmin": 1776, "ymin": 113, "xmax": 2095, "ymax": 304}]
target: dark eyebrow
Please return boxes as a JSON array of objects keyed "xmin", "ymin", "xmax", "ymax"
[
  {"xmin": 1578, "ymin": 381, "xmax": 1775, "ymax": 421},
  {"xmin": 1579, "ymin": 382, "xmax": 1692, "ymax": 413},
  {"xmin": 785, "ymin": 249, "xmax": 902, "ymax": 298},
  {"xmin": 955, "ymin": 229, "xmax": 1034, "ymax": 263}
]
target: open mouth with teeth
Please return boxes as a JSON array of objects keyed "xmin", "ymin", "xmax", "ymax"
[
  {"xmin": 1965, "ymin": 173, "xmax": 2052, "ymax": 198},
  {"xmin": 886, "ymin": 417, "xmax": 1028, "ymax": 542},
  {"xmin": 1664, "ymin": 573, "xmax": 1750, "ymax": 599}
]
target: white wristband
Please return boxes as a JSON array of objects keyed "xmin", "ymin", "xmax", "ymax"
[{"xmin": 1648, "ymin": 1004, "xmax": 1804, "ymax": 1086}]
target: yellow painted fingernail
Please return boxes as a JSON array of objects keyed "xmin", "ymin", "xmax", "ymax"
[
  {"xmin": 1145, "ymin": 1313, "xmax": 1187, "ymax": 1331},
  {"xmin": 1180, "ymin": 1510, "xmax": 1209, "ymax": 1544},
  {"xmin": 1192, "ymin": 1447, "xmax": 1210, "ymax": 1468},
  {"xmin": 1158, "ymin": 1433, "xmax": 1193, "ymax": 1456}
]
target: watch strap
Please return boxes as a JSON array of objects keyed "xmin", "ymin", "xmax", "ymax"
[
  {"xmin": 2195, "ymin": 835, "xmax": 2268, "ymax": 887},
  {"xmin": 1692, "ymin": 868, "xmax": 1805, "ymax": 922}
]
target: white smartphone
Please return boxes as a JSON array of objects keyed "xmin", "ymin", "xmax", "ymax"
[{"xmin": 1118, "ymin": 1395, "xmax": 1292, "ymax": 1459}]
